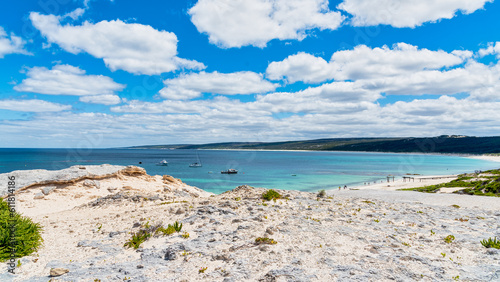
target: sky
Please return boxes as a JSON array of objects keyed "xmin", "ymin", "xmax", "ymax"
[{"xmin": 0, "ymin": 0, "xmax": 499, "ymax": 148}]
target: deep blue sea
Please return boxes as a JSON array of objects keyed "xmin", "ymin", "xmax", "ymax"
[{"xmin": 0, "ymin": 148, "xmax": 498, "ymax": 194}]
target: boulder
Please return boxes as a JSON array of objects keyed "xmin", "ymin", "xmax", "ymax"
[
  {"xmin": 41, "ymin": 186, "xmax": 56, "ymax": 195},
  {"xmin": 49, "ymin": 268, "xmax": 69, "ymax": 277}
]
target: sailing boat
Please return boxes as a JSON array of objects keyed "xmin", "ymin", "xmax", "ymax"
[{"xmin": 189, "ymin": 151, "xmax": 202, "ymax": 167}]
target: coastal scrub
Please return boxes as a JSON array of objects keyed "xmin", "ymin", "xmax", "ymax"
[
  {"xmin": 400, "ymin": 169, "xmax": 500, "ymax": 196},
  {"xmin": 0, "ymin": 198, "xmax": 43, "ymax": 261},
  {"xmin": 262, "ymin": 189, "xmax": 282, "ymax": 201}
]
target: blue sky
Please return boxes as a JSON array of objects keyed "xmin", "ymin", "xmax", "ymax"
[{"xmin": 0, "ymin": 0, "xmax": 499, "ymax": 148}]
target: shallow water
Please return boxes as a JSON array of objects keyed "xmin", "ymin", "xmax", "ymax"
[{"xmin": 0, "ymin": 148, "xmax": 498, "ymax": 194}]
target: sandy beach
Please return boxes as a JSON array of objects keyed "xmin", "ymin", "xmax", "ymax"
[
  {"xmin": 348, "ymin": 174, "xmax": 458, "ymax": 192},
  {"xmin": 468, "ymin": 155, "xmax": 500, "ymax": 163},
  {"xmin": 1, "ymin": 165, "xmax": 499, "ymax": 281}
]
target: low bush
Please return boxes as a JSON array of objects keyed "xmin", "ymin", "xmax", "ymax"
[
  {"xmin": 255, "ymin": 237, "xmax": 277, "ymax": 245},
  {"xmin": 0, "ymin": 198, "xmax": 43, "ymax": 261},
  {"xmin": 444, "ymin": 235, "xmax": 455, "ymax": 244},
  {"xmin": 317, "ymin": 190, "xmax": 326, "ymax": 198},
  {"xmin": 262, "ymin": 190, "xmax": 282, "ymax": 201}
]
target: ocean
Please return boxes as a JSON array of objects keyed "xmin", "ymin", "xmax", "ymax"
[{"xmin": 0, "ymin": 148, "xmax": 498, "ymax": 194}]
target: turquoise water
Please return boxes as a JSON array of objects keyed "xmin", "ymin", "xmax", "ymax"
[{"xmin": 0, "ymin": 148, "xmax": 498, "ymax": 194}]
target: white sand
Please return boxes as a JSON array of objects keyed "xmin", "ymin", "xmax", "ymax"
[
  {"xmin": 468, "ymin": 155, "xmax": 500, "ymax": 162},
  {"xmin": 346, "ymin": 175, "xmax": 458, "ymax": 191},
  {"xmin": 1, "ymin": 166, "xmax": 499, "ymax": 281}
]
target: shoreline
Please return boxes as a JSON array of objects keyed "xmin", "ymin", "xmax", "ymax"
[
  {"xmin": 339, "ymin": 174, "xmax": 459, "ymax": 192},
  {"xmin": 467, "ymin": 155, "xmax": 500, "ymax": 162}
]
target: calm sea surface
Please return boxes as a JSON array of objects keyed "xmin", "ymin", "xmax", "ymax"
[{"xmin": 0, "ymin": 148, "xmax": 498, "ymax": 194}]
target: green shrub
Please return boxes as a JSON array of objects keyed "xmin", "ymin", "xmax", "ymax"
[
  {"xmin": 255, "ymin": 237, "xmax": 277, "ymax": 245},
  {"xmin": 480, "ymin": 237, "xmax": 500, "ymax": 249},
  {"xmin": 0, "ymin": 198, "xmax": 43, "ymax": 261},
  {"xmin": 444, "ymin": 235, "xmax": 455, "ymax": 244},
  {"xmin": 123, "ymin": 230, "xmax": 151, "ymax": 249},
  {"xmin": 262, "ymin": 190, "xmax": 282, "ymax": 201},
  {"xmin": 317, "ymin": 190, "xmax": 326, "ymax": 198},
  {"xmin": 199, "ymin": 267, "xmax": 207, "ymax": 273},
  {"xmin": 155, "ymin": 221, "xmax": 182, "ymax": 236},
  {"xmin": 156, "ymin": 225, "xmax": 176, "ymax": 236}
]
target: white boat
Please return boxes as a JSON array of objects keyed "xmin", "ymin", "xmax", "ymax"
[
  {"xmin": 221, "ymin": 168, "xmax": 238, "ymax": 174},
  {"xmin": 189, "ymin": 152, "xmax": 202, "ymax": 167},
  {"xmin": 156, "ymin": 159, "xmax": 168, "ymax": 166}
]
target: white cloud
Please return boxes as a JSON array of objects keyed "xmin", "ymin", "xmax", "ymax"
[
  {"xmin": 338, "ymin": 0, "xmax": 492, "ymax": 28},
  {"xmin": 63, "ymin": 8, "xmax": 86, "ymax": 20},
  {"xmin": 364, "ymin": 62, "xmax": 489, "ymax": 96},
  {"xmin": 79, "ymin": 94, "xmax": 122, "ymax": 105},
  {"xmin": 30, "ymin": 12, "xmax": 205, "ymax": 75},
  {"xmin": 111, "ymin": 99, "xmax": 209, "ymax": 114},
  {"xmin": 159, "ymin": 71, "xmax": 278, "ymax": 100},
  {"xmin": 329, "ymin": 43, "xmax": 468, "ymax": 80},
  {"xmin": 0, "ymin": 27, "xmax": 30, "ymax": 58},
  {"xmin": 14, "ymin": 65, "xmax": 125, "ymax": 97},
  {"xmin": 479, "ymin": 42, "xmax": 500, "ymax": 58},
  {"xmin": 189, "ymin": 0, "xmax": 344, "ymax": 48},
  {"xmin": 266, "ymin": 52, "xmax": 334, "ymax": 83},
  {"xmin": 0, "ymin": 99, "xmax": 71, "ymax": 112},
  {"xmin": 267, "ymin": 43, "xmax": 467, "ymax": 83},
  {"xmin": 5, "ymin": 95, "xmax": 500, "ymax": 148}
]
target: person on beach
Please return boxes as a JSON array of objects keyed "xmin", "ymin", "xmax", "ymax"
[
  {"xmin": 344, "ymin": 185, "xmax": 347, "ymax": 190},
  {"xmin": 339, "ymin": 186, "xmax": 341, "ymax": 191}
]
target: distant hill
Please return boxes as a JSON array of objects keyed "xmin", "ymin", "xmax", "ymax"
[{"xmin": 127, "ymin": 135, "xmax": 500, "ymax": 155}]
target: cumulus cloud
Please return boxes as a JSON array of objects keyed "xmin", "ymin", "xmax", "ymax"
[
  {"xmin": 14, "ymin": 65, "xmax": 125, "ymax": 99},
  {"xmin": 0, "ymin": 99, "xmax": 71, "ymax": 112},
  {"xmin": 159, "ymin": 71, "xmax": 278, "ymax": 100},
  {"xmin": 338, "ymin": 0, "xmax": 493, "ymax": 28},
  {"xmin": 267, "ymin": 43, "xmax": 467, "ymax": 83},
  {"xmin": 0, "ymin": 27, "xmax": 30, "ymax": 58},
  {"xmin": 30, "ymin": 12, "xmax": 205, "ymax": 75},
  {"xmin": 364, "ymin": 63, "xmax": 487, "ymax": 96},
  {"xmin": 479, "ymin": 42, "xmax": 500, "ymax": 58},
  {"xmin": 266, "ymin": 52, "xmax": 334, "ymax": 83},
  {"xmin": 189, "ymin": 0, "xmax": 344, "ymax": 48},
  {"xmin": 79, "ymin": 94, "xmax": 122, "ymax": 105},
  {"xmin": 329, "ymin": 43, "xmax": 468, "ymax": 80}
]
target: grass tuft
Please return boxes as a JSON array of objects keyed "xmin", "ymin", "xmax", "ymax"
[
  {"xmin": 123, "ymin": 230, "xmax": 151, "ymax": 249},
  {"xmin": 480, "ymin": 237, "xmax": 500, "ymax": 249}
]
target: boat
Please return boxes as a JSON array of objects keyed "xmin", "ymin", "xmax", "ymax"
[
  {"xmin": 221, "ymin": 169, "xmax": 238, "ymax": 174},
  {"xmin": 189, "ymin": 151, "xmax": 202, "ymax": 167},
  {"xmin": 156, "ymin": 160, "xmax": 168, "ymax": 166}
]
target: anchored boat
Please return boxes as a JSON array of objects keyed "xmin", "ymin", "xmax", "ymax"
[{"xmin": 156, "ymin": 159, "xmax": 168, "ymax": 166}]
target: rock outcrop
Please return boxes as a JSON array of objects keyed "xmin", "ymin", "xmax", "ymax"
[{"xmin": 0, "ymin": 165, "xmax": 148, "ymax": 196}]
